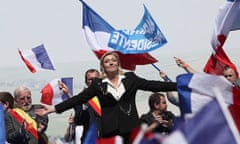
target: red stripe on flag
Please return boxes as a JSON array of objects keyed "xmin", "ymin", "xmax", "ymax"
[
  {"xmin": 41, "ymin": 83, "xmax": 54, "ymax": 105},
  {"xmin": 203, "ymin": 44, "xmax": 238, "ymax": 76},
  {"xmin": 94, "ymin": 50, "xmax": 157, "ymax": 71},
  {"xmin": 232, "ymin": 87, "xmax": 240, "ymax": 106},
  {"xmin": 18, "ymin": 49, "xmax": 37, "ymax": 73}
]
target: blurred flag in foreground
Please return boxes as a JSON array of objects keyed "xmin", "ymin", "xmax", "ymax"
[
  {"xmin": 18, "ymin": 44, "xmax": 55, "ymax": 73},
  {"xmin": 163, "ymin": 94, "xmax": 240, "ymax": 144},
  {"xmin": 84, "ymin": 123, "xmax": 123, "ymax": 144},
  {"xmin": 204, "ymin": 0, "xmax": 240, "ymax": 75},
  {"xmin": 176, "ymin": 73, "xmax": 240, "ymax": 131},
  {"xmin": 82, "ymin": 1, "xmax": 157, "ymax": 70},
  {"xmin": 41, "ymin": 77, "xmax": 73, "ymax": 105},
  {"xmin": 0, "ymin": 104, "xmax": 5, "ymax": 144}
]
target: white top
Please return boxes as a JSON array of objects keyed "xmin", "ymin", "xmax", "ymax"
[{"xmin": 102, "ymin": 75, "xmax": 126, "ymax": 101}]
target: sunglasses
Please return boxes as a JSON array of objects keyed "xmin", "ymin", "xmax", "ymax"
[
  {"xmin": 224, "ymin": 74, "xmax": 233, "ymax": 78},
  {"xmin": 18, "ymin": 96, "xmax": 31, "ymax": 101}
]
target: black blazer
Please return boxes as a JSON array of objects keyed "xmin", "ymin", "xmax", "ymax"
[{"xmin": 55, "ymin": 72, "xmax": 177, "ymax": 137}]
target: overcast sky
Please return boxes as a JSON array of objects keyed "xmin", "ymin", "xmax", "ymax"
[
  {"xmin": 2, "ymin": 0, "xmax": 240, "ymax": 136},
  {"xmin": 1, "ymin": 0, "xmax": 239, "ymax": 70}
]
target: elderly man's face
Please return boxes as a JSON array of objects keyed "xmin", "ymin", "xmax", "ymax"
[{"xmin": 15, "ymin": 89, "xmax": 32, "ymax": 111}]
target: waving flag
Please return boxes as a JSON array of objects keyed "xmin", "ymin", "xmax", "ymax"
[
  {"xmin": 176, "ymin": 73, "xmax": 240, "ymax": 131},
  {"xmin": 82, "ymin": 1, "xmax": 157, "ymax": 70},
  {"xmin": 18, "ymin": 44, "xmax": 55, "ymax": 73},
  {"xmin": 84, "ymin": 123, "xmax": 123, "ymax": 144},
  {"xmin": 108, "ymin": 5, "xmax": 167, "ymax": 54},
  {"xmin": 163, "ymin": 97, "xmax": 240, "ymax": 144},
  {"xmin": 0, "ymin": 104, "xmax": 5, "ymax": 144},
  {"xmin": 204, "ymin": 0, "xmax": 240, "ymax": 75},
  {"xmin": 41, "ymin": 77, "xmax": 73, "ymax": 105}
]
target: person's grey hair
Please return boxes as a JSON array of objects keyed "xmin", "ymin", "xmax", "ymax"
[{"xmin": 14, "ymin": 86, "xmax": 31, "ymax": 98}]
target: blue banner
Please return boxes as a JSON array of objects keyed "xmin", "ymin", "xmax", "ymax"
[{"xmin": 108, "ymin": 5, "xmax": 167, "ymax": 54}]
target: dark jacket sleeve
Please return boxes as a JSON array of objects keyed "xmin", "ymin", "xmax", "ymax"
[
  {"xmin": 126, "ymin": 72, "xmax": 177, "ymax": 92},
  {"xmin": 55, "ymin": 79, "xmax": 99, "ymax": 113},
  {"xmin": 5, "ymin": 112, "xmax": 28, "ymax": 144}
]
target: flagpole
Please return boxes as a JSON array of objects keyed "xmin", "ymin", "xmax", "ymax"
[{"xmin": 151, "ymin": 64, "xmax": 172, "ymax": 82}]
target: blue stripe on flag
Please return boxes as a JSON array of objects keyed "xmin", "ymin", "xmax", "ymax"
[
  {"xmin": 82, "ymin": 1, "xmax": 114, "ymax": 33},
  {"xmin": 61, "ymin": 77, "xmax": 73, "ymax": 101},
  {"xmin": 32, "ymin": 44, "xmax": 55, "ymax": 70},
  {"xmin": 177, "ymin": 74, "xmax": 193, "ymax": 114},
  {"xmin": 181, "ymin": 99, "xmax": 237, "ymax": 144}
]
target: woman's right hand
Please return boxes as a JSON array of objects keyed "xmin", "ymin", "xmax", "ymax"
[{"xmin": 35, "ymin": 104, "xmax": 56, "ymax": 116}]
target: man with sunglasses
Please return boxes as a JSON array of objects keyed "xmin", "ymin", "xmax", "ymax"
[{"xmin": 223, "ymin": 66, "xmax": 240, "ymax": 88}]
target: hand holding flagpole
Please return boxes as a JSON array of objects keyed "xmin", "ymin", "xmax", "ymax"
[{"xmin": 151, "ymin": 64, "xmax": 172, "ymax": 82}]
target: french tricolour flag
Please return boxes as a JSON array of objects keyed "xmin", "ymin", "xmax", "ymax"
[
  {"xmin": 177, "ymin": 73, "xmax": 240, "ymax": 131},
  {"xmin": 163, "ymin": 95, "xmax": 240, "ymax": 144},
  {"xmin": 82, "ymin": 1, "xmax": 157, "ymax": 71},
  {"xmin": 18, "ymin": 44, "xmax": 55, "ymax": 73},
  {"xmin": 40, "ymin": 77, "xmax": 73, "ymax": 105},
  {"xmin": 204, "ymin": 0, "xmax": 240, "ymax": 76}
]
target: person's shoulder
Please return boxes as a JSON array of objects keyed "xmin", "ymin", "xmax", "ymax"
[{"xmin": 124, "ymin": 71, "xmax": 136, "ymax": 77}]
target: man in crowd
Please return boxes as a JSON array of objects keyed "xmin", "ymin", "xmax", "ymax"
[{"xmin": 5, "ymin": 86, "xmax": 49, "ymax": 144}]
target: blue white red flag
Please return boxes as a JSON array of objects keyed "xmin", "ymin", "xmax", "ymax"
[
  {"xmin": 204, "ymin": 0, "xmax": 240, "ymax": 76},
  {"xmin": 82, "ymin": 1, "xmax": 157, "ymax": 70},
  {"xmin": 176, "ymin": 73, "xmax": 233, "ymax": 115},
  {"xmin": 211, "ymin": 0, "xmax": 240, "ymax": 50},
  {"xmin": 18, "ymin": 44, "xmax": 55, "ymax": 73},
  {"xmin": 0, "ymin": 104, "xmax": 5, "ymax": 144},
  {"xmin": 176, "ymin": 73, "xmax": 240, "ymax": 131},
  {"xmin": 40, "ymin": 77, "xmax": 73, "ymax": 105},
  {"xmin": 83, "ymin": 123, "xmax": 123, "ymax": 144},
  {"xmin": 163, "ymin": 96, "xmax": 240, "ymax": 144},
  {"xmin": 108, "ymin": 5, "xmax": 167, "ymax": 54}
]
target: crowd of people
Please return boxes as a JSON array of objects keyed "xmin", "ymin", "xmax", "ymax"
[{"xmin": 1, "ymin": 52, "xmax": 239, "ymax": 144}]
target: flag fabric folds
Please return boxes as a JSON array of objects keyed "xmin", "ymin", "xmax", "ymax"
[
  {"xmin": 203, "ymin": 46, "xmax": 238, "ymax": 76},
  {"xmin": 203, "ymin": 0, "xmax": 240, "ymax": 75},
  {"xmin": 176, "ymin": 73, "xmax": 233, "ymax": 115},
  {"xmin": 41, "ymin": 77, "xmax": 73, "ymax": 105},
  {"xmin": 0, "ymin": 104, "xmax": 5, "ymax": 144},
  {"xmin": 211, "ymin": 0, "xmax": 240, "ymax": 50},
  {"xmin": 162, "ymin": 97, "xmax": 240, "ymax": 144},
  {"xmin": 176, "ymin": 73, "xmax": 240, "ymax": 131},
  {"xmin": 108, "ymin": 5, "xmax": 167, "ymax": 54},
  {"xmin": 82, "ymin": 1, "xmax": 157, "ymax": 70},
  {"xmin": 18, "ymin": 44, "xmax": 55, "ymax": 73}
]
